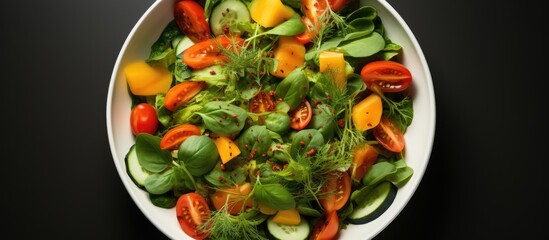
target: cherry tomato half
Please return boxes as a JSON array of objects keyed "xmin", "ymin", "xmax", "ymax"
[
  {"xmin": 311, "ymin": 211, "xmax": 339, "ymax": 240},
  {"xmin": 249, "ymin": 90, "xmax": 275, "ymax": 114},
  {"xmin": 174, "ymin": 0, "xmax": 211, "ymax": 42},
  {"xmin": 176, "ymin": 192, "xmax": 211, "ymax": 240},
  {"xmin": 183, "ymin": 36, "xmax": 244, "ymax": 70},
  {"xmin": 320, "ymin": 171, "xmax": 351, "ymax": 214},
  {"xmin": 360, "ymin": 60, "xmax": 412, "ymax": 93},
  {"xmin": 289, "ymin": 100, "xmax": 313, "ymax": 130},
  {"xmin": 160, "ymin": 124, "xmax": 201, "ymax": 150},
  {"xmin": 295, "ymin": 0, "xmax": 348, "ymax": 44},
  {"xmin": 164, "ymin": 81, "xmax": 207, "ymax": 111},
  {"xmin": 373, "ymin": 116, "xmax": 405, "ymax": 152},
  {"xmin": 130, "ymin": 103, "xmax": 158, "ymax": 136}
]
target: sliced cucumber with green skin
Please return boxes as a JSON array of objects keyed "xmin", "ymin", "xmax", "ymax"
[
  {"xmin": 175, "ymin": 36, "xmax": 194, "ymax": 56},
  {"xmin": 348, "ymin": 181, "xmax": 398, "ymax": 224},
  {"xmin": 209, "ymin": 0, "xmax": 251, "ymax": 36},
  {"xmin": 171, "ymin": 35, "xmax": 184, "ymax": 50},
  {"xmin": 267, "ymin": 217, "xmax": 310, "ymax": 240},
  {"xmin": 124, "ymin": 144, "xmax": 151, "ymax": 189}
]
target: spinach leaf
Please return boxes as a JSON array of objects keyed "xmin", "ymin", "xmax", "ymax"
[
  {"xmin": 254, "ymin": 183, "xmax": 295, "ymax": 210},
  {"xmin": 264, "ymin": 112, "xmax": 291, "ymax": 135},
  {"xmin": 173, "ymin": 165, "xmax": 196, "ymax": 195},
  {"xmin": 256, "ymin": 15, "xmax": 304, "ymax": 37},
  {"xmin": 346, "ymin": 5, "xmax": 377, "ymax": 22},
  {"xmin": 178, "ymin": 135, "xmax": 219, "ymax": 176},
  {"xmin": 135, "ymin": 133, "xmax": 172, "ymax": 173},
  {"xmin": 204, "ymin": 163, "xmax": 247, "ymax": 187},
  {"xmin": 149, "ymin": 192, "xmax": 177, "ymax": 209},
  {"xmin": 338, "ymin": 32, "xmax": 386, "ymax": 58},
  {"xmin": 237, "ymin": 125, "xmax": 273, "ymax": 160},
  {"xmin": 275, "ymin": 68, "xmax": 309, "ymax": 110},
  {"xmin": 289, "ymin": 129, "xmax": 324, "ymax": 158},
  {"xmin": 144, "ymin": 168, "xmax": 175, "ymax": 195},
  {"xmin": 296, "ymin": 202, "xmax": 322, "ymax": 217},
  {"xmin": 308, "ymin": 103, "xmax": 336, "ymax": 140},
  {"xmin": 195, "ymin": 101, "xmax": 247, "ymax": 137},
  {"xmin": 147, "ymin": 20, "xmax": 181, "ymax": 69},
  {"xmin": 362, "ymin": 161, "xmax": 397, "ymax": 187}
]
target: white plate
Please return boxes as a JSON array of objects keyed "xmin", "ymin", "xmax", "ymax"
[{"xmin": 106, "ymin": 0, "xmax": 435, "ymax": 239}]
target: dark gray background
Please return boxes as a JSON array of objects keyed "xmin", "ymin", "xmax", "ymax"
[{"xmin": 2, "ymin": 0, "xmax": 547, "ymax": 239}]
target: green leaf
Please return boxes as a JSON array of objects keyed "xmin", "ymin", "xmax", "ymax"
[
  {"xmin": 135, "ymin": 133, "xmax": 172, "ymax": 173},
  {"xmin": 338, "ymin": 32, "xmax": 386, "ymax": 57},
  {"xmin": 236, "ymin": 125, "xmax": 273, "ymax": 160},
  {"xmin": 144, "ymin": 168, "xmax": 175, "ymax": 195},
  {"xmin": 173, "ymin": 166, "xmax": 196, "ymax": 195},
  {"xmin": 149, "ymin": 192, "xmax": 177, "ymax": 208},
  {"xmin": 178, "ymin": 135, "xmax": 219, "ymax": 176},
  {"xmin": 362, "ymin": 161, "xmax": 397, "ymax": 187},
  {"xmin": 257, "ymin": 14, "xmax": 304, "ymax": 37},
  {"xmin": 195, "ymin": 101, "xmax": 248, "ymax": 137},
  {"xmin": 275, "ymin": 68, "xmax": 309, "ymax": 110},
  {"xmin": 254, "ymin": 183, "xmax": 295, "ymax": 210},
  {"xmin": 204, "ymin": 163, "xmax": 247, "ymax": 187},
  {"xmin": 289, "ymin": 129, "xmax": 325, "ymax": 158}
]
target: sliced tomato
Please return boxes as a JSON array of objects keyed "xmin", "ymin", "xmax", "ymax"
[
  {"xmin": 296, "ymin": 0, "xmax": 348, "ymax": 44},
  {"xmin": 289, "ymin": 99, "xmax": 312, "ymax": 130},
  {"xmin": 176, "ymin": 192, "xmax": 211, "ymax": 240},
  {"xmin": 310, "ymin": 211, "xmax": 339, "ymax": 240},
  {"xmin": 160, "ymin": 124, "xmax": 201, "ymax": 150},
  {"xmin": 130, "ymin": 103, "xmax": 158, "ymax": 136},
  {"xmin": 293, "ymin": 16, "xmax": 316, "ymax": 44},
  {"xmin": 373, "ymin": 116, "xmax": 405, "ymax": 152},
  {"xmin": 182, "ymin": 36, "xmax": 244, "ymax": 70},
  {"xmin": 164, "ymin": 81, "xmax": 207, "ymax": 111},
  {"xmin": 174, "ymin": 0, "xmax": 211, "ymax": 42},
  {"xmin": 327, "ymin": 0, "xmax": 348, "ymax": 12},
  {"xmin": 349, "ymin": 144, "xmax": 378, "ymax": 182},
  {"xmin": 320, "ymin": 171, "xmax": 351, "ymax": 214},
  {"xmin": 249, "ymin": 90, "xmax": 275, "ymax": 113},
  {"xmin": 210, "ymin": 182, "xmax": 253, "ymax": 215},
  {"xmin": 360, "ymin": 60, "xmax": 412, "ymax": 93}
]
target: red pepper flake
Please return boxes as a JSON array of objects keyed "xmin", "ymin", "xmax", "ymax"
[
  {"xmin": 210, "ymin": 70, "xmax": 216, "ymax": 75},
  {"xmin": 307, "ymin": 148, "xmax": 316, "ymax": 156},
  {"xmin": 299, "ymin": 140, "xmax": 305, "ymax": 146},
  {"xmin": 283, "ymin": 163, "xmax": 289, "ymax": 169},
  {"xmin": 338, "ymin": 118, "xmax": 345, "ymax": 128},
  {"xmin": 220, "ymin": 163, "xmax": 226, "ymax": 171},
  {"xmin": 272, "ymin": 164, "xmax": 281, "ymax": 171}
]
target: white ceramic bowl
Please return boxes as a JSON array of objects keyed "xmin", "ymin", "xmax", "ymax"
[{"xmin": 106, "ymin": 0, "xmax": 435, "ymax": 239}]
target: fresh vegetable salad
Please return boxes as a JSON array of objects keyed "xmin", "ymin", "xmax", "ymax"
[{"xmin": 124, "ymin": 0, "xmax": 415, "ymax": 239}]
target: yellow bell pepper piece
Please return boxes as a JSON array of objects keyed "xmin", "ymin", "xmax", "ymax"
[
  {"xmin": 213, "ymin": 136, "xmax": 241, "ymax": 164},
  {"xmin": 270, "ymin": 36, "xmax": 305, "ymax": 78},
  {"xmin": 271, "ymin": 208, "xmax": 301, "ymax": 225},
  {"xmin": 319, "ymin": 51, "xmax": 347, "ymax": 89},
  {"xmin": 351, "ymin": 93, "xmax": 383, "ymax": 131},
  {"xmin": 250, "ymin": 0, "xmax": 295, "ymax": 28},
  {"xmin": 123, "ymin": 61, "xmax": 172, "ymax": 96}
]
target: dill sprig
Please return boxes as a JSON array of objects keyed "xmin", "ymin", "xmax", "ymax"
[
  {"xmin": 311, "ymin": 1, "xmax": 349, "ymax": 52},
  {"xmin": 222, "ymin": 40, "xmax": 275, "ymax": 83},
  {"xmin": 199, "ymin": 208, "xmax": 268, "ymax": 240}
]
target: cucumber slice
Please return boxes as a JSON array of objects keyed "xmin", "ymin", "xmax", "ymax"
[
  {"xmin": 348, "ymin": 181, "xmax": 397, "ymax": 224},
  {"xmin": 171, "ymin": 35, "xmax": 184, "ymax": 50},
  {"xmin": 267, "ymin": 217, "xmax": 310, "ymax": 240},
  {"xmin": 124, "ymin": 144, "xmax": 151, "ymax": 189},
  {"xmin": 209, "ymin": 0, "xmax": 251, "ymax": 36},
  {"xmin": 176, "ymin": 36, "xmax": 194, "ymax": 57}
]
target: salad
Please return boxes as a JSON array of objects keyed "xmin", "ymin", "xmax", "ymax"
[{"xmin": 123, "ymin": 0, "xmax": 415, "ymax": 239}]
